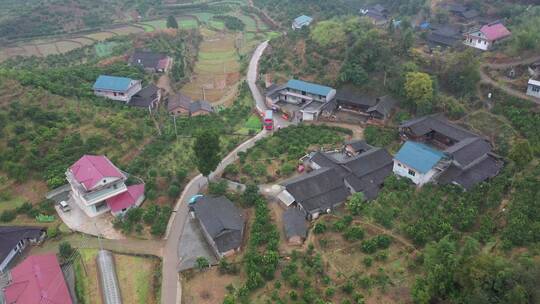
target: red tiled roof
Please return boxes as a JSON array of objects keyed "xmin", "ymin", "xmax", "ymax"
[
  {"xmin": 107, "ymin": 184, "xmax": 145, "ymax": 212},
  {"xmin": 4, "ymin": 254, "xmax": 73, "ymax": 304},
  {"xmin": 70, "ymin": 155, "xmax": 125, "ymax": 190},
  {"xmin": 157, "ymin": 57, "xmax": 169, "ymax": 70},
  {"xmin": 481, "ymin": 23, "xmax": 511, "ymax": 41}
]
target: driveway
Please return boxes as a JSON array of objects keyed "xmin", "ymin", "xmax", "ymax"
[{"xmin": 160, "ymin": 40, "xmax": 276, "ymax": 304}]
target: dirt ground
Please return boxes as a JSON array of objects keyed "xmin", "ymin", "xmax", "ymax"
[{"xmin": 181, "ymin": 269, "xmax": 241, "ymax": 304}]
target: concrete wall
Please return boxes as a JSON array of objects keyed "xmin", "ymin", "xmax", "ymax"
[
  {"xmin": 393, "ymin": 160, "xmax": 437, "ymax": 186},
  {"xmin": 527, "ymin": 83, "xmax": 540, "ymax": 98}
]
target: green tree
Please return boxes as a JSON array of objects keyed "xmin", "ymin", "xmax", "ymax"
[
  {"xmin": 405, "ymin": 72, "xmax": 434, "ymax": 114},
  {"xmin": 346, "ymin": 192, "xmax": 365, "ymax": 215},
  {"xmin": 166, "ymin": 15, "xmax": 178, "ymax": 29},
  {"xmin": 58, "ymin": 242, "xmax": 75, "ymax": 260},
  {"xmin": 193, "ymin": 129, "xmax": 221, "ymax": 179},
  {"xmin": 196, "ymin": 256, "xmax": 210, "ymax": 270},
  {"xmin": 310, "ymin": 20, "xmax": 346, "ymax": 47},
  {"xmin": 509, "ymin": 139, "xmax": 533, "ymax": 168},
  {"xmin": 442, "ymin": 50, "xmax": 480, "ymax": 97}
]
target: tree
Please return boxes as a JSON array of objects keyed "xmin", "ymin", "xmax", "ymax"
[
  {"xmin": 166, "ymin": 15, "xmax": 178, "ymax": 29},
  {"xmin": 404, "ymin": 72, "xmax": 434, "ymax": 114},
  {"xmin": 346, "ymin": 192, "xmax": 365, "ymax": 215},
  {"xmin": 442, "ymin": 50, "xmax": 480, "ymax": 97},
  {"xmin": 58, "ymin": 242, "xmax": 75, "ymax": 260},
  {"xmin": 193, "ymin": 129, "xmax": 221, "ymax": 179},
  {"xmin": 310, "ymin": 20, "xmax": 346, "ymax": 47},
  {"xmin": 509, "ymin": 139, "xmax": 533, "ymax": 168},
  {"xmin": 196, "ymin": 256, "xmax": 210, "ymax": 270}
]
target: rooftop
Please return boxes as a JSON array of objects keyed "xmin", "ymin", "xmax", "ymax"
[
  {"xmin": 93, "ymin": 75, "xmax": 136, "ymax": 92},
  {"xmin": 395, "ymin": 141, "xmax": 446, "ymax": 173},
  {"xmin": 400, "ymin": 113, "xmax": 478, "ymax": 142},
  {"xmin": 480, "ymin": 22, "xmax": 511, "ymax": 41},
  {"xmin": 130, "ymin": 50, "xmax": 168, "ymax": 69},
  {"xmin": 286, "ymin": 79, "xmax": 334, "ymax": 97},
  {"xmin": 294, "ymin": 15, "xmax": 313, "ymax": 25},
  {"xmin": 0, "ymin": 226, "xmax": 44, "ymax": 264},
  {"xmin": 107, "ymin": 184, "xmax": 145, "ymax": 212},
  {"xmin": 69, "ymin": 155, "xmax": 125, "ymax": 191},
  {"xmin": 283, "ymin": 208, "xmax": 308, "ymax": 239},
  {"xmin": 4, "ymin": 254, "xmax": 73, "ymax": 304},
  {"xmin": 129, "ymin": 84, "xmax": 159, "ymax": 108}
]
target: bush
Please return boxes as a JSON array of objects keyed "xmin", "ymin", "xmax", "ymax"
[
  {"xmin": 47, "ymin": 225, "xmax": 59, "ymax": 238},
  {"xmin": 58, "ymin": 242, "xmax": 74, "ymax": 260},
  {"xmin": 196, "ymin": 256, "xmax": 210, "ymax": 270},
  {"xmin": 219, "ymin": 258, "xmax": 239, "ymax": 275},
  {"xmin": 313, "ymin": 222, "xmax": 327, "ymax": 234},
  {"xmin": 209, "ymin": 180, "xmax": 227, "ymax": 196},
  {"xmin": 343, "ymin": 226, "xmax": 365, "ymax": 241},
  {"xmin": 167, "ymin": 184, "xmax": 181, "ymax": 198},
  {"xmin": 360, "ymin": 239, "xmax": 378, "ymax": 254},
  {"xmin": 16, "ymin": 202, "xmax": 33, "ymax": 215},
  {"xmin": 143, "ymin": 205, "xmax": 160, "ymax": 225},
  {"xmin": 374, "ymin": 235, "xmax": 392, "ymax": 249},
  {"xmin": 0, "ymin": 210, "xmax": 16, "ymax": 222},
  {"xmin": 362, "ymin": 256, "xmax": 373, "ymax": 267}
]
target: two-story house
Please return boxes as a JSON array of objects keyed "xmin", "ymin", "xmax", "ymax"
[
  {"xmin": 66, "ymin": 155, "xmax": 144, "ymax": 217},
  {"xmin": 463, "ymin": 22, "xmax": 511, "ymax": 51},
  {"xmin": 265, "ymin": 79, "xmax": 337, "ymax": 121},
  {"xmin": 393, "ymin": 141, "xmax": 448, "ymax": 186},
  {"xmin": 93, "ymin": 75, "xmax": 142, "ymax": 102}
]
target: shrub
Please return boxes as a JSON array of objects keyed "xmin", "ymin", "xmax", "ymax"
[
  {"xmin": 167, "ymin": 184, "xmax": 181, "ymax": 198},
  {"xmin": 219, "ymin": 258, "xmax": 239, "ymax": 275},
  {"xmin": 0, "ymin": 210, "xmax": 16, "ymax": 222},
  {"xmin": 58, "ymin": 242, "xmax": 74, "ymax": 260},
  {"xmin": 313, "ymin": 222, "xmax": 327, "ymax": 234},
  {"xmin": 374, "ymin": 235, "xmax": 392, "ymax": 249},
  {"xmin": 196, "ymin": 256, "xmax": 210, "ymax": 270},
  {"xmin": 47, "ymin": 225, "xmax": 59, "ymax": 238},
  {"xmin": 16, "ymin": 202, "xmax": 33, "ymax": 215},
  {"xmin": 143, "ymin": 205, "xmax": 160, "ymax": 225},
  {"xmin": 341, "ymin": 280, "xmax": 354, "ymax": 294},
  {"xmin": 362, "ymin": 256, "xmax": 373, "ymax": 267},
  {"xmin": 325, "ymin": 287, "xmax": 335, "ymax": 298},
  {"xmin": 209, "ymin": 180, "xmax": 227, "ymax": 195},
  {"xmin": 343, "ymin": 226, "xmax": 365, "ymax": 241},
  {"xmin": 360, "ymin": 239, "xmax": 378, "ymax": 254}
]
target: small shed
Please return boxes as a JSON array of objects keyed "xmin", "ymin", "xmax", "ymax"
[{"xmin": 283, "ymin": 208, "xmax": 308, "ymax": 245}]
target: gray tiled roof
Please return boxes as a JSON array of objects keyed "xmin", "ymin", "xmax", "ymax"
[
  {"xmin": 129, "ymin": 84, "xmax": 159, "ymax": 108},
  {"xmin": 192, "ymin": 196, "xmax": 244, "ymax": 253},
  {"xmin": 0, "ymin": 226, "xmax": 44, "ymax": 263},
  {"xmin": 438, "ymin": 153, "xmax": 503, "ymax": 190},
  {"xmin": 444, "ymin": 137, "xmax": 492, "ymax": 167},
  {"xmin": 191, "ymin": 100, "xmax": 214, "ymax": 113},
  {"xmin": 367, "ymin": 95, "xmax": 397, "ymax": 117},
  {"xmin": 130, "ymin": 50, "xmax": 168, "ymax": 70},
  {"xmin": 167, "ymin": 92, "xmax": 192, "ymax": 112},
  {"xmin": 283, "ymin": 208, "xmax": 308, "ymax": 239},
  {"xmin": 400, "ymin": 113, "xmax": 477, "ymax": 141}
]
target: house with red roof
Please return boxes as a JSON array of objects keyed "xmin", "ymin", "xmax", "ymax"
[
  {"xmin": 66, "ymin": 155, "xmax": 144, "ymax": 217},
  {"xmin": 463, "ymin": 21, "xmax": 511, "ymax": 51},
  {"xmin": 2, "ymin": 254, "xmax": 73, "ymax": 304}
]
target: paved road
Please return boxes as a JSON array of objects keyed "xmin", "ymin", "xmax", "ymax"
[{"xmin": 160, "ymin": 40, "xmax": 274, "ymax": 304}]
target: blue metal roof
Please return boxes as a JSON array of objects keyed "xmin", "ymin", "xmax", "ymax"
[
  {"xmin": 294, "ymin": 15, "xmax": 313, "ymax": 26},
  {"xmin": 395, "ymin": 141, "xmax": 446, "ymax": 174},
  {"xmin": 286, "ymin": 79, "xmax": 333, "ymax": 96},
  {"xmin": 93, "ymin": 75, "xmax": 134, "ymax": 92}
]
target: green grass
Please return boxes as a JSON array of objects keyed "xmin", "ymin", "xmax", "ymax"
[
  {"xmin": 135, "ymin": 259, "xmax": 152, "ymax": 304},
  {"xmin": 245, "ymin": 114, "xmax": 262, "ymax": 130},
  {"xmin": 198, "ymin": 50, "xmax": 237, "ymax": 61},
  {"xmin": 0, "ymin": 196, "xmax": 25, "ymax": 213},
  {"xmin": 139, "ymin": 23, "xmax": 155, "ymax": 32},
  {"xmin": 208, "ymin": 20, "xmax": 225, "ymax": 30},
  {"xmin": 141, "ymin": 20, "xmax": 167, "ymax": 30},
  {"xmin": 95, "ymin": 41, "xmax": 118, "ymax": 58},
  {"xmin": 193, "ymin": 12, "xmax": 215, "ymax": 22},
  {"xmin": 237, "ymin": 14, "xmax": 257, "ymax": 32},
  {"xmin": 179, "ymin": 19, "xmax": 198, "ymax": 29}
]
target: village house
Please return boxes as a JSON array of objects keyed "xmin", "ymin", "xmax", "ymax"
[
  {"xmin": 266, "ymin": 79, "xmax": 337, "ymax": 121},
  {"xmin": 167, "ymin": 93, "xmax": 214, "ymax": 116},
  {"xmin": 335, "ymin": 89, "xmax": 397, "ymax": 122},
  {"xmin": 463, "ymin": 21, "xmax": 511, "ymax": 51},
  {"xmin": 426, "ymin": 24, "xmax": 463, "ymax": 48},
  {"xmin": 526, "ymin": 78, "xmax": 540, "ymax": 99},
  {"xmin": 528, "ymin": 61, "xmax": 540, "ymax": 78},
  {"xmin": 129, "ymin": 50, "xmax": 172, "ymax": 73},
  {"xmin": 0, "ymin": 226, "xmax": 45, "ymax": 272},
  {"xmin": 128, "ymin": 84, "xmax": 161, "ymax": 111},
  {"xmin": 2, "ymin": 254, "xmax": 73, "ymax": 304},
  {"xmin": 283, "ymin": 208, "xmax": 308, "ymax": 245},
  {"xmin": 66, "ymin": 155, "xmax": 145, "ymax": 218},
  {"xmin": 393, "ymin": 141, "xmax": 448, "ymax": 186},
  {"xmin": 360, "ymin": 4, "xmax": 389, "ymax": 26},
  {"xmin": 344, "ymin": 140, "xmax": 373, "ymax": 156},
  {"xmin": 396, "ymin": 114, "xmax": 504, "ymax": 189},
  {"xmin": 278, "ymin": 145, "xmax": 393, "ymax": 219},
  {"xmin": 292, "ymin": 15, "xmax": 313, "ymax": 30},
  {"xmin": 190, "ymin": 196, "xmax": 245, "ymax": 257},
  {"xmin": 93, "ymin": 75, "xmax": 142, "ymax": 102}
]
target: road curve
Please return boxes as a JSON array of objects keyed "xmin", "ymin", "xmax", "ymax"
[{"xmin": 160, "ymin": 40, "xmax": 272, "ymax": 304}]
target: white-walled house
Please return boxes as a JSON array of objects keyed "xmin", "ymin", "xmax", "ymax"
[
  {"xmin": 463, "ymin": 22, "xmax": 511, "ymax": 51},
  {"xmin": 527, "ymin": 79, "xmax": 540, "ymax": 99},
  {"xmin": 93, "ymin": 75, "xmax": 142, "ymax": 102},
  {"xmin": 66, "ymin": 155, "xmax": 144, "ymax": 217},
  {"xmin": 393, "ymin": 141, "xmax": 447, "ymax": 186},
  {"xmin": 265, "ymin": 79, "xmax": 337, "ymax": 121}
]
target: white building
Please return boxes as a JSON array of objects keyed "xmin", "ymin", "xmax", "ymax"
[
  {"xmin": 93, "ymin": 75, "xmax": 142, "ymax": 102},
  {"xmin": 66, "ymin": 155, "xmax": 144, "ymax": 217},
  {"xmin": 463, "ymin": 22, "xmax": 511, "ymax": 51},
  {"xmin": 527, "ymin": 79, "xmax": 540, "ymax": 99},
  {"xmin": 393, "ymin": 141, "xmax": 447, "ymax": 186}
]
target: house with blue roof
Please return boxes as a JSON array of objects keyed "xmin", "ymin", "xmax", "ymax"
[
  {"xmin": 292, "ymin": 15, "xmax": 313, "ymax": 30},
  {"xmin": 393, "ymin": 141, "xmax": 448, "ymax": 186},
  {"xmin": 265, "ymin": 79, "xmax": 337, "ymax": 121},
  {"xmin": 93, "ymin": 75, "xmax": 142, "ymax": 102}
]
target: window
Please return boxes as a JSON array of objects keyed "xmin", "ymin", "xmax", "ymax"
[
  {"xmin": 532, "ymin": 86, "xmax": 540, "ymax": 93},
  {"xmin": 408, "ymin": 169, "xmax": 416, "ymax": 176},
  {"xmin": 397, "ymin": 163, "xmax": 402, "ymax": 167}
]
